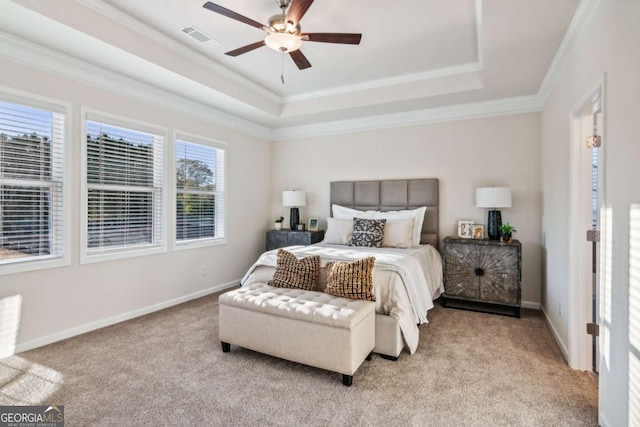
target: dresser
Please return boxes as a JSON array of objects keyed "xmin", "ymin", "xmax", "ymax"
[
  {"xmin": 266, "ymin": 229, "xmax": 325, "ymax": 251},
  {"xmin": 442, "ymin": 236, "xmax": 522, "ymax": 317}
]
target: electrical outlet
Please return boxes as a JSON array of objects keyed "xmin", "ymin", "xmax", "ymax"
[
  {"xmin": 201, "ymin": 265, "xmax": 207, "ymax": 276},
  {"xmin": 558, "ymin": 302, "xmax": 562, "ymax": 317}
]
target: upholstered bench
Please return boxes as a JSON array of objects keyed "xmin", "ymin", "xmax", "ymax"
[{"xmin": 219, "ymin": 282, "xmax": 376, "ymax": 386}]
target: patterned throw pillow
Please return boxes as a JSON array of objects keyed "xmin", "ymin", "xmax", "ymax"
[
  {"xmin": 325, "ymin": 257, "xmax": 376, "ymax": 301},
  {"xmin": 268, "ymin": 249, "xmax": 320, "ymax": 291},
  {"xmin": 350, "ymin": 218, "xmax": 386, "ymax": 247}
]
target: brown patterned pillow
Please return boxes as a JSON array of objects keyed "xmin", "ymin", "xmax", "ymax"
[
  {"xmin": 325, "ymin": 257, "xmax": 376, "ymax": 301},
  {"xmin": 268, "ymin": 249, "xmax": 320, "ymax": 291}
]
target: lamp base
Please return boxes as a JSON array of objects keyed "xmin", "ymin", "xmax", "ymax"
[
  {"xmin": 289, "ymin": 207, "xmax": 299, "ymax": 231},
  {"xmin": 487, "ymin": 210, "xmax": 502, "ymax": 240}
]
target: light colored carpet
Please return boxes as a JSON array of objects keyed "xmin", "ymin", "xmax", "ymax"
[{"xmin": 0, "ymin": 293, "xmax": 597, "ymax": 426}]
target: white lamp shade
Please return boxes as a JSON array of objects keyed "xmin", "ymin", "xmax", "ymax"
[
  {"xmin": 476, "ymin": 187, "xmax": 512, "ymax": 208},
  {"xmin": 282, "ymin": 190, "xmax": 306, "ymax": 207}
]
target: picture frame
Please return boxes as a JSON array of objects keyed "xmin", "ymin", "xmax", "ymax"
[
  {"xmin": 308, "ymin": 218, "xmax": 319, "ymax": 231},
  {"xmin": 457, "ymin": 220, "xmax": 474, "ymax": 238},
  {"xmin": 472, "ymin": 224, "xmax": 485, "ymax": 239}
]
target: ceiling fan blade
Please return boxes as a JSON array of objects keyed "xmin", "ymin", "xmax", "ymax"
[
  {"xmin": 303, "ymin": 33, "xmax": 362, "ymax": 44},
  {"xmin": 203, "ymin": 2, "xmax": 265, "ymax": 30},
  {"xmin": 225, "ymin": 41, "xmax": 266, "ymax": 57},
  {"xmin": 289, "ymin": 50, "xmax": 312, "ymax": 70},
  {"xmin": 286, "ymin": 0, "xmax": 314, "ymax": 26}
]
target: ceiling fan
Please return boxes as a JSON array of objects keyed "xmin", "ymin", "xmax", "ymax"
[{"xmin": 202, "ymin": 0, "xmax": 362, "ymax": 70}]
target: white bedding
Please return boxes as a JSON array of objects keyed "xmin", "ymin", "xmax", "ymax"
[{"xmin": 240, "ymin": 242, "xmax": 444, "ymax": 354}]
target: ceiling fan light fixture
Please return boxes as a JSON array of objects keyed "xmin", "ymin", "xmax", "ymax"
[{"xmin": 265, "ymin": 32, "xmax": 302, "ymax": 52}]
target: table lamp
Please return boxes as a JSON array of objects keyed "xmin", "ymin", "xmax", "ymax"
[
  {"xmin": 476, "ymin": 187, "xmax": 512, "ymax": 240},
  {"xmin": 282, "ymin": 190, "xmax": 306, "ymax": 231}
]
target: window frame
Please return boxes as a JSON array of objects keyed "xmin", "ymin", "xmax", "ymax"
[
  {"xmin": 0, "ymin": 87, "xmax": 71, "ymax": 276},
  {"xmin": 172, "ymin": 130, "xmax": 227, "ymax": 251},
  {"xmin": 80, "ymin": 108, "xmax": 168, "ymax": 264}
]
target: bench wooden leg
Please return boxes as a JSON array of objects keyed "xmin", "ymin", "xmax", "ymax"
[
  {"xmin": 221, "ymin": 341, "xmax": 230, "ymax": 352},
  {"xmin": 365, "ymin": 351, "xmax": 373, "ymax": 361},
  {"xmin": 342, "ymin": 374, "xmax": 353, "ymax": 387}
]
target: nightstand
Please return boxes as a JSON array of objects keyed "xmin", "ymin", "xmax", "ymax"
[
  {"xmin": 442, "ymin": 236, "xmax": 522, "ymax": 317},
  {"xmin": 266, "ymin": 229, "xmax": 325, "ymax": 251}
]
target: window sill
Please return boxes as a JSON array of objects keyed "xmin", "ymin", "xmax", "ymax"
[
  {"xmin": 0, "ymin": 255, "xmax": 70, "ymax": 276},
  {"xmin": 81, "ymin": 243, "xmax": 167, "ymax": 265},
  {"xmin": 173, "ymin": 237, "xmax": 227, "ymax": 251}
]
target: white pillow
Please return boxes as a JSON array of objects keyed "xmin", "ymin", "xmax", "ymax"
[
  {"xmin": 323, "ymin": 217, "xmax": 354, "ymax": 245},
  {"xmin": 382, "ymin": 219, "xmax": 415, "ymax": 248},
  {"xmin": 374, "ymin": 206, "xmax": 427, "ymax": 247},
  {"xmin": 332, "ymin": 204, "xmax": 376, "ymax": 220}
]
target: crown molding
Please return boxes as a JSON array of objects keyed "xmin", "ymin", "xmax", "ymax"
[
  {"xmin": 272, "ymin": 95, "xmax": 543, "ymax": 141},
  {"xmin": 0, "ymin": 31, "xmax": 272, "ymax": 140},
  {"xmin": 284, "ymin": 63, "xmax": 482, "ymax": 103},
  {"xmin": 538, "ymin": 0, "xmax": 604, "ymax": 105}
]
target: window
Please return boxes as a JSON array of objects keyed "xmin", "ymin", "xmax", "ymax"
[
  {"xmin": 0, "ymin": 98, "xmax": 66, "ymax": 273},
  {"xmin": 175, "ymin": 135, "xmax": 225, "ymax": 247},
  {"xmin": 83, "ymin": 114, "xmax": 165, "ymax": 262}
]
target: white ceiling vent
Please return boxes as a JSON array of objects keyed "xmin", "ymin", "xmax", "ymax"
[{"xmin": 180, "ymin": 25, "xmax": 219, "ymax": 46}]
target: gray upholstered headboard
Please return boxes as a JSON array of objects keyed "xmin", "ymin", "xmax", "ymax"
[{"xmin": 330, "ymin": 178, "xmax": 439, "ymax": 249}]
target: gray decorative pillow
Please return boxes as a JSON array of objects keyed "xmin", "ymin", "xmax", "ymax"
[
  {"xmin": 350, "ymin": 218, "xmax": 386, "ymax": 247},
  {"xmin": 268, "ymin": 249, "xmax": 320, "ymax": 291}
]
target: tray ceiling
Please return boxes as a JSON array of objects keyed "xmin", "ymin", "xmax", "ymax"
[{"xmin": 1, "ymin": 0, "xmax": 581, "ymax": 132}]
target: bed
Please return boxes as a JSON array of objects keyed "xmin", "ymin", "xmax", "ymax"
[{"xmin": 242, "ymin": 178, "xmax": 443, "ymax": 359}]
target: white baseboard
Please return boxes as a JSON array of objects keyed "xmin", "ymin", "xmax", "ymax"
[
  {"xmin": 15, "ymin": 280, "xmax": 239, "ymax": 354},
  {"xmin": 541, "ymin": 304, "xmax": 570, "ymax": 363},
  {"xmin": 521, "ymin": 300, "xmax": 541, "ymax": 310}
]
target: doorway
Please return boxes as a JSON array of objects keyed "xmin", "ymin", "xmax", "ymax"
[{"xmin": 568, "ymin": 76, "xmax": 605, "ymax": 374}]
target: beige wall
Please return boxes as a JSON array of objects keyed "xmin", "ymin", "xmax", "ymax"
[
  {"xmin": 271, "ymin": 113, "xmax": 542, "ymax": 305},
  {"xmin": 540, "ymin": 2, "xmax": 640, "ymax": 425},
  {"xmin": 0, "ymin": 59, "xmax": 271, "ymax": 350}
]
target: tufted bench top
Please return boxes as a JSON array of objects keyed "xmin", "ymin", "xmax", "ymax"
[{"xmin": 219, "ymin": 283, "xmax": 375, "ymax": 329}]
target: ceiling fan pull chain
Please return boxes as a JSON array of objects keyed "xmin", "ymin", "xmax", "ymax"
[{"xmin": 281, "ymin": 52, "xmax": 285, "ymax": 84}]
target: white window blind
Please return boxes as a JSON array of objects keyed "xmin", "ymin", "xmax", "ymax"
[
  {"xmin": 0, "ymin": 100, "xmax": 65, "ymax": 265},
  {"xmin": 176, "ymin": 139, "xmax": 225, "ymax": 243},
  {"xmin": 86, "ymin": 120, "xmax": 163, "ymax": 253}
]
